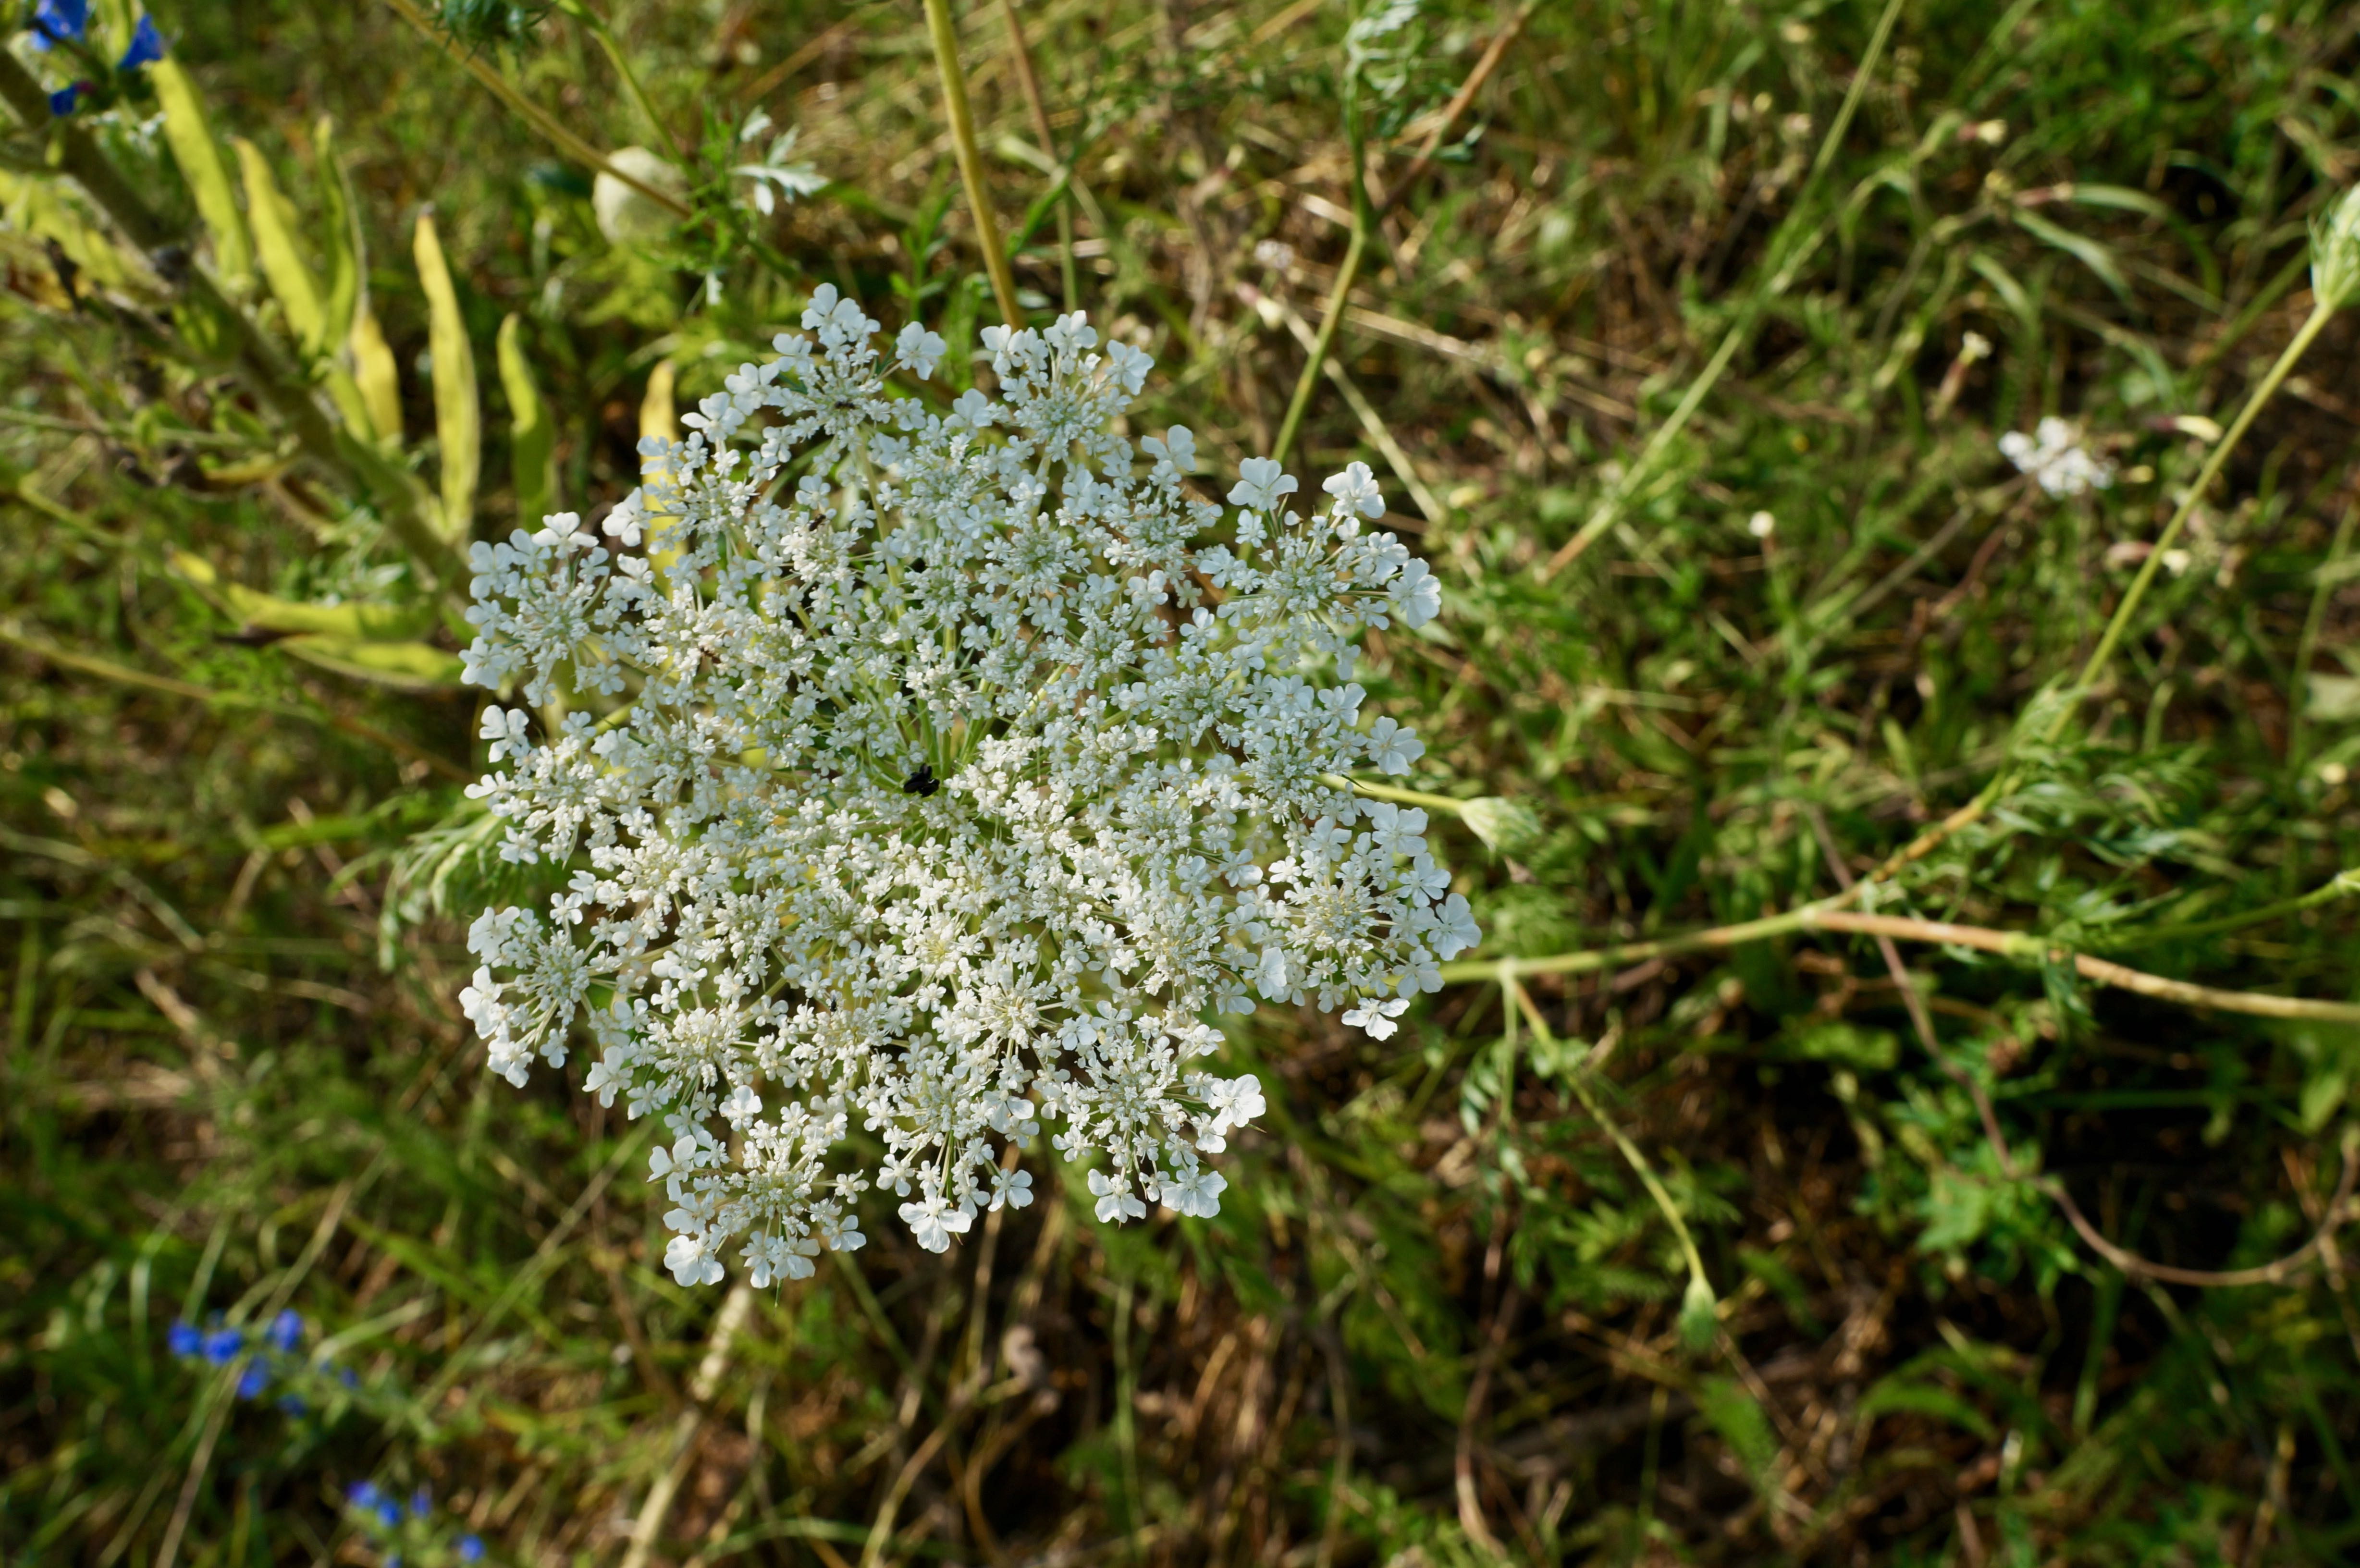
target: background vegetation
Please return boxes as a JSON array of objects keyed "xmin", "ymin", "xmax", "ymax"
[{"xmin": 6, "ymin": 0, "xmax": 2360, "ymax": 1563}]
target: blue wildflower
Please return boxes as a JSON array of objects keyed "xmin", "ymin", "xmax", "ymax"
[
  {"xmin": 167, "ymin": 1320, "xmax": 202, "ymax": 1359},
  {"xmin": 235, "ymin": 1362, "xmax": 270, "ymax": 1400},
  {"xmin": 29, "ymin": 0, "xmax": 87, "ymax": 50},
  {"xmin": 264, "ymin": 1310, "xmax": 303, "ymax": 1355},
  {"xmin": 48, "ymin": 83, "xmax": 82, "ymax": 116},
  {"xmin": 411, "ymin": 1486, "xmax": 433, "ymax": 1519},
  {"xmin": 347, "ymin": 1481, "xmax": 382, "ymax": 1509},
  {"xmin": 117, "ymin": 14, "xmax": 162, "ymax": 68},
  {"xmin": 339, "ymin": 1366, "xmax": 359, "ymax": 1387},
  {"xmin": 458, "ymin": 1537, "xmax": 485, "ymax": 1564},
  {"xmin": 277, "ymin": 1392, "xmax": 308, "ymax": 1416},
  {"xmin": 375, "ymin": 1499, "xmax": 402, "ymax": 1530},
  {"xmin": 200, "ymin": 1326, "xmax": 244, "ymax": 1365}
]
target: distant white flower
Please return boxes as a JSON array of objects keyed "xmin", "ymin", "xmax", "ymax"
[
  {"xmin": 732, "ymin": 111, "xmax": 827, "ymax": 218},
  {"xmin": 455, "ymin": 301, "xmax": 1471, "ymax": 1282},
  {"xmin": 1254, "ymin": 238, "xmax": 1298, "ymax": 271},
  {"xmin": 2000, "ymin": 416, "xmax": 2115, "ymax": 497},
  {"xmin": 1746, "ymin": 510, "xmax": 1776, "ymax": 539}
]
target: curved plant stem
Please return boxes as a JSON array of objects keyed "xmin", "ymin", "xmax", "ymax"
[
  {"xmin": 1806, "ymin": 810, "xmax": 2360, "ymax": 1291},
  {"xmin": 924, "ymin": 0, "xmax": 1024, "ymax": 328},
  {"xmin": 1443, "ymin": 907, "xmax": 2360, "ymax": 1023},
  {"xmin": 1504, "ymin": 980, "xmax": 1713, "ymax": 1305}
]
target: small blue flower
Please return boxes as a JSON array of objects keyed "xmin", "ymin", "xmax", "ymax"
[
  {"xmin": 458, "ymin": 1536, "xmax": 485, "ymax": 1564},
  {"xmin": 235, "ymin": 1362, "xmax": 270, "ymax": 1400},
  {"xmin": 277, "ymin": 1392, "xmax": 308, "ymax": 1415},
  {"xmin": 48, "ymin": 83, "xmax": 82, "ymax": 116},
  {"xmin": 264, "ymin": 1310, "xmax": 303, "ymax": 1354},
  {"xmin": 410, "ymin": 1486, "xmax": 432, "ymax": 1520},
  {"xmin": 167, "ymin": 1320, "xmax": 202, "ymax": 1359},
  {"xmin": 200, "ymin": 1327, "xmax": 244, "ymax": 1365},
  {"xmin": 375, "ymin": 1500, "xmax": 401, "ymax": 1530},
  {"xmin": 339, "ymin": 1366, "xmax": 359, "ymax": 1387},
  {"xmin": 29, "ymin": 0, "xmax": 88, "ymax": 50},
  {"xmin": 347, "ymin": 1481, "xmax": 381, "ymax": 1509},
  {"xmin": 116, "ymin": 14, "xmax": 162, "ymax": 68}
]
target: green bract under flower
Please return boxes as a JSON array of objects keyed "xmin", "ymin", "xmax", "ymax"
[{"xmin": 457, "ymin": 293, "xmax": 1474, "ymax": 1286}]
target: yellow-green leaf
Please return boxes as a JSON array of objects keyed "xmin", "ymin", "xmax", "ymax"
[
  {"xmin": 414, "ymin": 212, "xmax": 479, "ymax": 542},
  {"xmin": 170, "ymin": 551, "xmax": 437, "ymax": 641},
  {"xmin": 233, "ymin": 137, "xmax": 326, "ymax": 354},
  {"xmin": 280, "ymin": 635, "xmax": 467, "ymax": 692},
  {"xmin": 497, "ymin": 314, "xmax": 557, "ymax": 526},
  {"xmin": 350, "ymin": 304, "xmax": 403, "ymax": 446},
  {"xmin": 313, "ymin": 117, "xmax": 361, "ymax": 350},
  {"xmin": 149, "ymin": 59, "xmax": 251, "ymax": 287}
]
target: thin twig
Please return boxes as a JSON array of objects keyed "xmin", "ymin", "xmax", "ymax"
[{"xmin": 1447, "ymin": 904, "xmax": 2360, "ymax": 1024}]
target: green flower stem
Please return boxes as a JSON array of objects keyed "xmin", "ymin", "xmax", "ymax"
[
  {"xmin": 923, "ymin": 0, "xmax": 1025, "ymax": 328},
  {"xmin": 2088, "ymin": 869, "xmax": 2360, "ymax": 951},
  {"xmin": 382, "ymin": 0, "xmax": 690, "ymax": 218},
  {"xmin": 1320, "ymin": 772, "xmax": 1472, "ymax": 816},
  {"xmin": 2284, "ymin": 476, "xmax": 2359, "ymax": 775},
  {"xmin": 2062, "ymin": 294, "xmax": 2340, "ymax": 732},
  {"xmin": 554, "ymin": 0, "xmax": 670, "ymax": 150},
  {"xmin": 1273, "ymin": 206, "xmax": 1367, "ymax": 467}
]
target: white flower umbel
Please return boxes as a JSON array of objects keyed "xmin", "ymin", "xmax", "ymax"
[
  {"xmin": 456, "ymin": 293, "xmax": 1475, "ymax": 1286},
  {"xmin": 1999, "ymin": 416, "xmax": 2114, "ymax": 498}
]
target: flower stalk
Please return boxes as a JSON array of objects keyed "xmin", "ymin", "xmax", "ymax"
[{"xmin": 923, "ymin": 0, "xmax": 1024, "ymax": 327}]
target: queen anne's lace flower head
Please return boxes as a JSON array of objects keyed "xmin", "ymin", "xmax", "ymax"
[{"xmin": 457, "ymin": 292, "xmax": 1474, "ymax": 1285}]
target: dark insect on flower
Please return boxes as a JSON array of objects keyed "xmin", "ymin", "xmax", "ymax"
[{"xmin": 902, "ymin": 764, "xmax": 939, "ymax": 797}]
